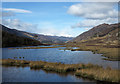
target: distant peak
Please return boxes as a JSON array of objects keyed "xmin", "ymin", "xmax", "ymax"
[
  {"xmin": 94, "ymin": 23, "xmax": 109, "ymax": 28},
  {"xmin": 99, "ymin": 23, "xmax": 109, "ymax": 26}
]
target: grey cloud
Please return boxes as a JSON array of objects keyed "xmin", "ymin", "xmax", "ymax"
[
  {"xmin": 71, "ymin": 18, "xmax": 118, "ymax": 28},
  {"xmin": 67, "ymin": 3, "xmax": 118, "ymax": 20},
  {"xmin": 68, "ymin": 2, "xmax": 118, "ymax": 29},
  {"xmin": 2, "ymin": 19, "xmax": 38, "ymax": 33},
  {"xmin": 1, "ymin": 11, "xmax": 15, "ymax": 17},
  {"xmin": 2, "ymin": 19, "xmax": 73, "ymax": 37},
  {"xmin": 3, "ymin": 8, "xmax": 32, "ymax": 13}
]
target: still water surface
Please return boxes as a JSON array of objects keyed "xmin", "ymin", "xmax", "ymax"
[
  {"xmin": 2, "ymin": 46, "xmax": 119, "ymax": 82},
  {"xmin": 2, "ymin": 66, "xmax": 95, "ymax": 82},
  {"xmin": 2, "ymin": 47, "xmax": 118, "ymax": 69}
]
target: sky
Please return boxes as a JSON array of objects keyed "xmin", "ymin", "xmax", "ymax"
[{"xmin": 1, "ymin": 2, "xmax": 119, "ymax": 37}]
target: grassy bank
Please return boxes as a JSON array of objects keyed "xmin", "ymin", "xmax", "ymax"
[
  {"xmin": 1, "ymin": 59, "xmax": 101, "ymax": 73},
  {"xmin": 1, "ymin": 59, "xmax": 119, "ymax": 83},
  {"xmin": 8, "ymin": 43, "xmax": 119, "ymax": 61},
  {"xmin": 75, "ymin": 67, "xmax": 120, "ymax": 82},
  {"xmin": 64, "ymin": 44, "xmax": 120, "ymax": 61}
]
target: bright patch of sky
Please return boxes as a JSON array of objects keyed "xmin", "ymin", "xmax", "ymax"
[{"xmin": 2, "ymin": 2, "xmax": 119, "ymax": 37}]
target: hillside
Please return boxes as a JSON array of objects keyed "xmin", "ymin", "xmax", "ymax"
[
  {"xmin": 1, "ymin": 24, "xmax": 73, "ymax": 44},
  {"xmin": 68, "ymin": 23, "xmax": 120, "ymax": 47},
  {"xmin": 23, "ymin": 33, "xmax": 73, "ymax": 44},
  {"xmin": 32, "ymin": 34, "xmax": 73, "ymax": 44},
  {"xmin": 1, "ymin": 24, "xmax": 31, "ymax": 38},
  {"xmin": 1, "ymin": 25, "xmax": 44, "ymax": 47},
  {"xmin": 2, "ymin": 31, "xmax": 44, "ymax": 47}
]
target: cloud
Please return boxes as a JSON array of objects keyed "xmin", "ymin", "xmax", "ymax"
[
  {"xmin": 1, "ymin": 8, "xmax": 31, "ymax": 17},
  {"xmin": 71, "ymin": 18, "xmax": 118, "ymax": 28},
  {"xmin": 67, "ymin": 3, "xmax": 118, "ymax": 20},
  {"xmin": 68, "ymin": 2, "xmax": 118, "ymax": 29},
  {"xmin": 37, "ymin": 22, "xmax": 73, "ymax": 37},
  {"xmin": 3, "ymin": 8, "xmax": 32, "ymax": 13},
  {"xmin": 1, "ymin": 11, "xmax": 15, "ymax": 17},
  {"xmin": 2, "ymin": 19, "xmax": 38, "ymax": 32},
  {"xmin": 2, "ymin": 19, "xmax": 73, "ymax": 37},
  {"xmin": 39, "ymin": 27, "xmax": 72, "ymax": 37}
]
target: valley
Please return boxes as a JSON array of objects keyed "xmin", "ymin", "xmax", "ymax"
[{"xmin": 1, "ymin": 23, "xmax": 120, "ymax": 83}]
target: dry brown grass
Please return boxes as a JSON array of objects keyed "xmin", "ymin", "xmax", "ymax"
[
  {"xmin": 1, "ymin": 59, "xmax": 102, "ymax": 73},
  {"xmin": 75, "ymin": 67, "xmax": 120, "ymax": 82},
  {"xmin": 64, "ymin": 45, "xmax": 120, "ymax": 61},
  {"xmin": 1, "ymin": 59, "xmax": 119, "ymax": 82}
]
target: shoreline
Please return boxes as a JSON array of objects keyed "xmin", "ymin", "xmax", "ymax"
[
  {"xmin": 8, "ymin": 45, "xmax": 65, "ymax": 49},
  {"xmin": 65, "ymin": 44, "xmax": 120, "ymax": 61},
  {"xmin": 7, "ymin": 44, "xmax": 120, "ymax": 61},
  {"xmin": 1, "ymin": 59, "xmax": 119, "ymax": 83}
]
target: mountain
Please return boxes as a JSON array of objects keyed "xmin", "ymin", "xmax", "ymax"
[
  {"xmin": 0, "ymin": 25, "xmax": 43, "ymax": 47},
  {"xmin": 68, "ymin": 23, "xmax": 120, "ymax": 46},
  {"xmin": 30, "ymin": 34, "xmax": 73, "ymax": 44},
  {"xmin": 1, "ymin": 24, "xmax": 73, "ymax": 45},
  {"xmin": 2, "ymin": 31, "xmax": 44, "ymax": 47},
  {"xmin": 1, "ymin": 24, "xmax": 32, "ymax": 38}
]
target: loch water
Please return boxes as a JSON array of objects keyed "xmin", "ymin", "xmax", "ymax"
[{"xmin": 2, "ymin": 46, "xmax": 118, "ymax": 82}]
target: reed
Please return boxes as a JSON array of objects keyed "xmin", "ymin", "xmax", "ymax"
[
  {"xmin": 75, "ymin": 67, "xmax": 120, "ymax": 82},
  {"xmin": 64, "ymin": 45, "xmax": 120, "ymax": 61},
  {"xmin": 1, "ymin": 59, "xmax": 101, "ymax": 73},
  {"xmin": 1, "ymin": 59, "xmax": 119, "ymax": 82}
]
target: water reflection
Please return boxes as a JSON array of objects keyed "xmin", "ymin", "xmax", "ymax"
[
  {"xmin": 2, "ymin": 47, "xmax": 118, "ymax": 69},
  {"xmin": 2, "ymin": 66, "xmax": 95, "ymax": 82}
]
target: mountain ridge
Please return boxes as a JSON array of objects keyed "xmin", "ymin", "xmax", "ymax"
[
  {"xmin": 67, "ymin": 23, "xmax": 120, "ymax": 47},
  {"xmin": 1, "ymin": 25, "xmax": 44, "ymax": 47},
  {"xmin": 1, "ymin": 24, "xmax": 73, "ymax": 44}
]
